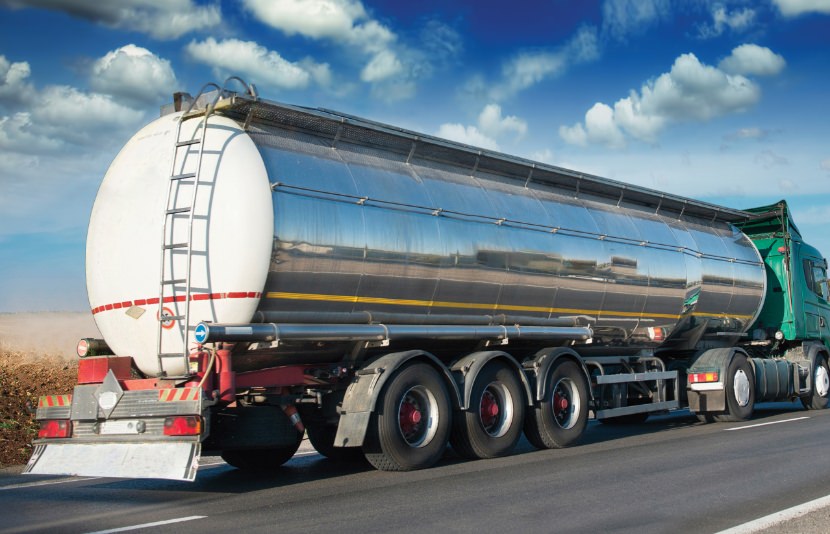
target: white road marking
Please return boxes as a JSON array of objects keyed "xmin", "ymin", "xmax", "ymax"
[
  {"xmin": 84, "ymin": 515, "xmax": 206, "ymax": 534},
  {"xmin": 715, "ymin": 493, "xmax": 830, "ymax": 533},
  {"xmin": 724, "ymin": 416, "xmax": 809, "ymax": 431},
  {"xmin": 0, "ymin": 476, "xmax": 101, "ymax": 491}
]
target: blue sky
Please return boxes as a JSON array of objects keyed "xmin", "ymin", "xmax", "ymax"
[{"xmin": 0, "ymin": 0, "xmax": 828, "ymax": 312}]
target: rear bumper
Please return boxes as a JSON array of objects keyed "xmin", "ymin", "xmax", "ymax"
[{"xmin": 24, "ymin": 440, "xmax": 201, "ymax": 481}]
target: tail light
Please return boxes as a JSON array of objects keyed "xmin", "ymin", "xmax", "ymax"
[
  {"xmin": 38, "ymin": 420, "xmax": 72, "ymax": 439},
  {"xmin": 647, "ymin": 327, "xmax": 665, "ymax": 342},
  {"xmin": 163, "ymin": 416, "xmax": 202, "ymax": 436},
  {"xmin": 688, "ymin": 371, "xmax": 719, "ymax": 384}
]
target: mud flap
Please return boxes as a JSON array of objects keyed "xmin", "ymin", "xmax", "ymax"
[{"xmin": 24, "ymin": 442, "xmax": 201, "ymax": 481}]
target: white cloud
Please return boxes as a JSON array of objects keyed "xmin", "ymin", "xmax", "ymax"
[
  {"xmin": 435, "ymin": 123, "xmax": 500, "ymax": 151},
  {"xmin": 560, "ymin": 103, "xmax": 626, "ymax": 149},
  {"xmin": 360, "ymin": 50, "xmax": 403, "ymax": 83},
  {"xmin": 726, "ymin": 127, "xmax": 769, "ymax": 141},
  {"xmin": 755, "ymin": 149, "xmax": 789, "ymax": 169},
  {"xmin": 91, "ymin": 45, "xmax": 177, "ymax": 104},
  {"xmin": 0, "ymin": 112, "xmax": 63, "ymax": 153},
  {"xmin": 601, "ymin": 0, "xmax": 671, "ymax": 41},
  {"xmin": 719, "ymin": 44, "xmax": 786, "ymax": 76},
  {"xmin": 436, "ymin": 103, "xmax": 529, "ymax": 151},
  {"xmin": 698, "ymin": 5, "xmax": 756, "ymax": 38},
  {"xmin": 0, "ymin": 55, "xmax": 34, "ymax": 110},
  {"xmin": 186, "ymin": 38, "xmax": 330, "ymax": 91},
  {"xmin": 772, "ymin": 0, "xmax": 830, "ymax": 17},
  {"xmin": 477, "ymin": 104, "xmax": 527, "ymax": 140},
  {"xmin": 490, "ymin": 25, "xmax": 599, "ymax": 101},
  {"xmin": 561, "ymin": 50, "xmax": 768, "ymax": 147},
  {"xmin": 244, "ymin": 0, "xmax": 419, "ymax": 89},
  {"xmin": 243, "ymin": 0, "xmax": 373, "ymax": 42},
  {"xmin": 0, "ymin": 0, "xmax": 221, "ymax": 39}
]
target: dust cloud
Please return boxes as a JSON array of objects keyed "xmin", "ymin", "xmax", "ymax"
[{"xmin": 0, "ymin": 312, "xmax": 101, "ymax": 361}]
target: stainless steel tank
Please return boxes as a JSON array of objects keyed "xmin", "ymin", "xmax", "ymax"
[{"xmin": 87, "ymin": 93, "xmax": 765, "ymax": 377}]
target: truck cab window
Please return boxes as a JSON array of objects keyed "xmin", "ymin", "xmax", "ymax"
[{"xmin": 812, "ymin": 263, "xmax": 829, "ymax": 301}]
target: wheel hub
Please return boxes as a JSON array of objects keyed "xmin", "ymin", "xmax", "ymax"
[
  {"xmin": 733, "ymin": 369, "xmax": 751, "ymax": 407},
  {"xmin": 816, "ymin": 364, "xmax": 830, "ymax": 397},
  {"xmin": 399, "ymin": 401, "xmax": 422, "ymax": 435}
]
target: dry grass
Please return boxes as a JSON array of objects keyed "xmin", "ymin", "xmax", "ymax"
[{"xmin": 0, "ymin": 349, "xmax": 78, "ymax": 467}]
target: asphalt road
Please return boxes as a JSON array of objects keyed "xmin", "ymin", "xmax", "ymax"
[{"xmin": 2, "ymin": 403, "xmax": 830, "ymax": 534}]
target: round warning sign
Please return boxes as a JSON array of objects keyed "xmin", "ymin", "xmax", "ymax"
[{"xmin": 157, "ymin": 307, "xmax": 177, "ymax": 329}]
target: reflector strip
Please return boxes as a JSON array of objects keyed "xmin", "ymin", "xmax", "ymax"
[
  {"xmin": 91, "ymin": 292, "xmax": 262, "ymax": 315},
  {"xmin": 38, "ymin": 395, "xmax": 72, "ymax": 408},
  {"xmin": 158, "ymin": 388, "xmax": 201, "ymax": 402}
]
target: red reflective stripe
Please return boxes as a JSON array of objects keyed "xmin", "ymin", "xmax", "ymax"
[{"xmin": 92, "ymin": 291, "xmax": 261, "ymax": 314}]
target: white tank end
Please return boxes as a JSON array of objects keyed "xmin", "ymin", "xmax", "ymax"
[{"xmin": 86, "ymin": 113, "xmax": 273, "ymax": 377}]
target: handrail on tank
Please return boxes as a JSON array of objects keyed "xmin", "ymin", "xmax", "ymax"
[
  {"xmin": 183, "ymin": 82, "xmax": 221, "ymax": 115},
  {"xmin": 222, "ymin": 76, "xmax": 257, "ymax": 99}
]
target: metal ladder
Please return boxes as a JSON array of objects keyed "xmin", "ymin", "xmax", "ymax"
[
  {"xmin": 154, "ymin": 77, "xmax": 258, "ymax": 377},
  {"xmin": 155, "ymin": 82, "xmax": 222, "ymax": 377}
]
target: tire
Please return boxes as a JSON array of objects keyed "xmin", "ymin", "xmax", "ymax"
[
  {"xmin": 306, "ymin": 424, "xmax": 365, "ymax": 462},
  {"xmin": 450, "ymin": 361, "xmax": 525, "ymax": 459},
  {"xmin": 524, "ymin": 359, "xmax": 589, "ymax": 449},
  {"xmin": 363, "ymin": 362, "xmax": 451, "ymax": 471},
  {"xmin": 802, "ymin": 356, "xmax": 830, "ymax": 410},
  {"xmin": 221, "ymin": 431, "xmax": 303, "ymax": 470},
  {"xmin": 713, "ymin": 355, "xmax": 755, "ymax": 422}
]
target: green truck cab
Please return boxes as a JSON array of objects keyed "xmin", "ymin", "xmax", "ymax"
[{"xmin": 741, "ymin": 201, "xmax": 830, "ymax": 348}]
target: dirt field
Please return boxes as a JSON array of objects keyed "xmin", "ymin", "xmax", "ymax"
[{"xmin": 0, "ymin": 313, "xmax": 97, "ymax": 467}]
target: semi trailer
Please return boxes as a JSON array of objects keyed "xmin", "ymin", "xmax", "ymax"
[{"xmin": 26, "ymin": 79, "xmax": 830, "ymax": 481}]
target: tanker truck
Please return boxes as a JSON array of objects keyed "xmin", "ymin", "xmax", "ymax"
[{"xmin": 25, "ymin": 79, "xmax": 830, "ymax": 481}]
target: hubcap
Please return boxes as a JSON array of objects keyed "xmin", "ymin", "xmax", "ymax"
[
  {"xmin": 733, "ymin": 369, "xmax": 751, "ymax": 407},
  {"xmin": 815, "ymin": 364, "xmax": 830, "ymax": 398},
  {"xmin": 397, "ymin": 385, "xmax": 438, "ymax": 448},
  {"xmin": 478, "ymin": 381, "xmax": 513, "ymax": 438},
  {"xmin": 551, "ymin": 377, "xmax": 580, "ymax": 430}
]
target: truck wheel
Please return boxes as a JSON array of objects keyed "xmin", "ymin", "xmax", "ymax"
[
  {"xmin": 714, "ymin": 355, "xmax": 755, "ymax": 422},
  {"xmin": 307, "ymin": 424, "xmax": 365, "ymax": 462},
  {"xmin": 363, "ymin": 363, "xmax": 451, "ymax": 471},
  {"xmin": 221, "ymin": 431, "xmax": 303, "ymax": 470},
  {"xmin": 524, "ymin": 359, "xmax": 588, "ymax": 449},
  {"xmin": 802, "ymin": 357, "xmax": 830, "ymax": 410},
  {"xmin": 450, "ymin": 361, "xmax": 525, "ymax": 459}
]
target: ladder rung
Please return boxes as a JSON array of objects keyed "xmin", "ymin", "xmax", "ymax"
[
  {"xmin": 160, "ymin": 315, "xmax": 185, "ymax": 322},
  {"xmin": 158, "ymin": 352, "xmax": 185, "ymax": 358},
  {"xmin": 176, "ymin": 139, "xmax": 201, "ymax": 147},
  {"xmin": 164, "ymin": 242, "xmax": 188, "ymax": 250},
  {"xmin": 166, "ymin": 207, "xmax": 191, "ymax": 215},
  {"xmin": 171, "ymin": 173, "xmax": 196, "ymax": 181},
  {"xmin": 162, "ymin": 279, "xmax": 186, "ymax": 285}
]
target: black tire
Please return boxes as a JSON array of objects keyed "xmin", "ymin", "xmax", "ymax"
[
  {"xmin": 306, "ymin": 424, "xmax": 365, "ymax": 462},
  {"xmin": 713, "ymin": 355, "xmax": 755, "ymax": 422},
  {"xmin": 524, "ymin": 359, "xmax": 589, "ymax": 449},
  {"xmin": 363, "ymin": 363, "xmax": 451, "ymax": 471},
  {"xmin": 221, "ymin": 431, "xmax": 303, "ymax": 470},
  {"xmin": 802, "ymin": 356, "xmax": 830, "ymax": 410},
  {"xmin": 598, "ymin": 412, "xmax": 649, "ymax": 425},
  {"xmin": 450, "ymin": 361, "xmax": 525, "ymax": 459}
]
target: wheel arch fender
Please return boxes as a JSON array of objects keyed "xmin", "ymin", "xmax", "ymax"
[
  {"xmin": 802, "ymin": 341, "xmax": 830, "ymax": 394},
  {"xmin": 687, "ymin": 347, "xmax": 751, "ymax": 413},
  {"xmin": 333, "ymin": 350, "xmax": 460, "ymax": 448},
  {"xmin": 522, "ymin": 347, "xmax": 592, "ymax": 403},
  {"xmin": 803, "ymin": 341, "xmax": 830, "ymax": 368},
  {"xmin": 450, "ymin": 351, "xmax": 532, "ymax": 410}
]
